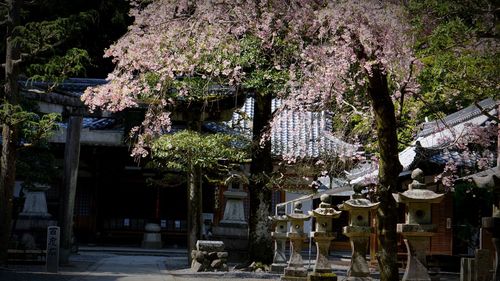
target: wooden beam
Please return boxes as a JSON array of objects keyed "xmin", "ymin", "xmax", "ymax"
[{"xmin": 59, "ymin": 113, "xmax": 83, "ymax": 264}]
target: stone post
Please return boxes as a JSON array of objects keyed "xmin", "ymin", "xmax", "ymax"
[
  {"xmin": 46, "ymin": 226, "xmax": 60, "ymax": 273},
  {"xmin": 338, "ymin": 186, "xmax": 379, "ymax": 281},
  {"xmin": 394, "ymin": 168, "xmax": 445, "ymax": 281},
  {"xmin": 269, "ymin": 205, "xmax": 289, "ymax": 273},
  {"xmin": 308, "ymin": 194, "xmax": 342, "ymax": 281},
  {"xmin": 282, "ymin": 202, "xmax": 310, "ymax": 281}
]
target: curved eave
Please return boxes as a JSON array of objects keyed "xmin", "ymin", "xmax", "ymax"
[
  {"xmin": 394, "ymin": 191, "xmax": 445, "ymax": 203},
  {"xmin": 339, "ymin": 199, "xmax": 380, "ymax": 211},
  {"xmin": 286, "ymin": 214, "xmax": 310, "ymax": 220},
  {"xmin": 308, "ymin": 209, "xmax": 341, "ymax": 218}
]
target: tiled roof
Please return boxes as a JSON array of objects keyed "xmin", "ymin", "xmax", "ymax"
[
  {"xmin": 206, "ymin": 97, "xmax": 358, "ymax": 159},
  {"xmin": 57, "ymin": 117, "xmax": 116, "ymax": 130},
  {"xmin": 20, "ymin": 78, "xmax": 107, "ymax": 97},
  {"xmin": 418, "ymin": 98, "xmax": 496, "ymax": 139},
  {"xmin": 350, "ymin": 98, "xmax": 498, "ymax": 186}
]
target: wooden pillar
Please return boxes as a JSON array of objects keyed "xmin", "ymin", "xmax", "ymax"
[{"xmin": 60, "ymin": 113, "xmax": 83, "ymax": 264}]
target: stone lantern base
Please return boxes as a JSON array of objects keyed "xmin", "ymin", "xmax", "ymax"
[
  {"xmin": 271, "ymin": 232, "xmax": 288, "ymax": 273},
  {"xmin": 307, "ymin": 272, "xmax": 337, "ymax": 281},
  {"xmin": 142, "ymin": 223, "xmax": 162, "ymax": 249},
  {"xmin": 281, "ymin": 233, "xmax": 308, "ymax": 281}
]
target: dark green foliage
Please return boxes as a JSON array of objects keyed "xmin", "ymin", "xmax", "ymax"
[
  {"xmin": 16, "ymin": 144, "xmax": 60, "ymax": 189},
  {"xmin": 150, "ymin": 130, "xmax": 249, "ymax": 174},
  {"xmin": 407, "ymin": 0, "xmax": 499, "ymax": 120},
  {"xmin": 0, "ymin": 0, "xmax": 131, "ymax": 80}
]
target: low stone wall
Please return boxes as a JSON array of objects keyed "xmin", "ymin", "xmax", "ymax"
[{"xmin": 191, "ymin": 240, "xmax": 229, "ymax": 272}]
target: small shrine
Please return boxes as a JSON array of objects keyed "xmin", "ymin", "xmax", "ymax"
[
  {"xmin": 394, "ymin": 168, "xmax": 444, "ymax": 281},
  {"xmin": 282, "ymin": 201, "xmax": 310, "ymax": 281},
  {"xmin": 308, "ymin": 194, "xmax": 341, "ymax": 281},
  {"xmin": 338, "ymin": 185, "xmax": 379, "ymax": 281},
  {"xmin": 269, "ymin": 205, "xmax": 289, "ymax": 273}
]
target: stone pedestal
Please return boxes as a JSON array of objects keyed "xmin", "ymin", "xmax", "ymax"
[
  {"xmin": 394, "ymin": 169, "xmax": 444, "ymax": 281},
  {"xmin": 15, "ymin": 186, "xmax": 57, "ymax": 250},
  {"xmin": 142, "ymin": 223, "xmax": 162, "ymax": 249},
  {"xmin": 346, "ymin": 235, "xmax": 371, "ymax": 280},
  {"xmin": 308, "ymin": 232, "xmax": 337, "ymax": 281},
  {"xmin": 339, "ymin": 189, "xmax": 379, "ymax": 281},
  {"xmin": 283, "ymin": 232, "xmax": 308, "ymax": 280},
  {"xmin": 308, "ymin": 194, "xmax": 341, "ymax": 281},
  {"xmin": 282, "ymin": 202, "xmax": 310, "ymax": 281},
  {"xmin": 401, "ymin": 234, "xmax": 433, "ymax": 281},
  {"xmin": 270, "ymin": 205, "xmax": 289, "ymax": 273}
]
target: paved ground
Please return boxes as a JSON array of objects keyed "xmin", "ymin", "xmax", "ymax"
[{"xmin": 0, "ymin": 248, "xmax": 460, "ymax": 281}]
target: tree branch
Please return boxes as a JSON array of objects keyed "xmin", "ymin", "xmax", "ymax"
[
  {"xmin": 475, "ymin": 101, "xmax": 500, "ymax": 123},
  {"xmin": 342, "ymin": 100, "xmax": 368, "ymax": 117},
  {"xmin": 398, "ymin": 59, "xmax": 416, "ymax": 122}
]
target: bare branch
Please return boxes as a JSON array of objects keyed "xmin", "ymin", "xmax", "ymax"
[
  {"xmin": 341, "ymin": 100, "xmax": 368, "ymax": 117},
  {"xmin": 475, "ymin": 101, "xmax": 500, "ymax": 123},
  {"xmin": 398, "ymin": 59, "xmax": 416, "ymax": 122}
]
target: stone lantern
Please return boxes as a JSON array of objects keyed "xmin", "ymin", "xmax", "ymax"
[
  {"xmin": 269, "ymin": 205, "xmax": 289, "ymax": 273},
  {"xmin": 338, "ymin": 185, "xmax": 379, "ymax": 281},
  {"xmin": 308, "ymin": 194, "xmax": 341, "ymax": 281},
  {"xmin": 212, "ymin": 171, "xmax": 249, "ymax": 258},
  {"xmin": 394, "ymin": 168, "xmax": 444, "ymax": 281},
  {"xmin": 15, "ymin": 183, "xmax": 57, "ymax": 249},
  {"xmin": 473, "ymin": 167, "xmax": 500, "ymax": 281},
  {"xmin": 282, "ymin": 201, "xmax": 311, "ymax": 281}
]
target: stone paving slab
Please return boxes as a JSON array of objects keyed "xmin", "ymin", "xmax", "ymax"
[{"xmin": 0, "ymin": 251, "xmax": 461, "ymax": 281}]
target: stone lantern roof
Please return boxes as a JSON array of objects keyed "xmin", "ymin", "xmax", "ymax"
[
  {"xmin": 339, "ymin": 197, "xmax": 379, "ymax": 211},
  {"xmin": 339, "ymin": 185, "xmax": 380, "ymax": 210},
  {"xmin": 394, "ymin": 169, "xmax": 445, "ymax": 204},
  {"xmin": 309, "ymin": 194, "xmax": 342, "ymax": 218}
]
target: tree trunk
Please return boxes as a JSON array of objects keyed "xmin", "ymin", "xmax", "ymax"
[
  {"xmin": 0, "ymin": 0, "xmax": 22, "ymax": 266},
  {"xmin": 187, "ymin": 121, "xmax": 202, "ymax": 265},
  {"xmin": 59, "ymin": 113, "xmax": 83, "ymax": 264},
  {"xmin": 187, "ymin": 165, "xmax": 202, "ymax": 265},
  {"xmin": 248, "ymin": 93, "xmax": 273, "ymax": 263},
  {"xmin": 367, "ymin": 64, "xmax": 403, "ymax": 281}
]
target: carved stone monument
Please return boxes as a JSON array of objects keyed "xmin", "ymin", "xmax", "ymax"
[
  {"xmin": 269, "ymin": 205, "xmax": 289, "ymax": 273},
  {"xmin": 212, "ymin": 171, "xmax": 249, "ymax": 260},
  {"xmin": 282, "ymin": 202, "xmax": 310, "ymax": 281},
  {"xmin": 46, "ymin": 226, "xmax": 60, "ymax": 273},
  {"xmin": 394, "ymin": 168, "xmax": 444, "ymax": 281},
  {"xmin": 308, "ymin": 194, "xmax": 342, "ymax": 281},
  {"xmin": 339, "ymin": 185, "xmax": 379, "ymax": 281}
]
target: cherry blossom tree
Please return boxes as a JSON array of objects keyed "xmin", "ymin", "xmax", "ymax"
[
  {"xmin": 83, "ymin": 0, "xmax": 326, "ymax": 263},
  {"xmin": 279, "ymin": 2, "xmax": 417, "ymax": 280}
]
